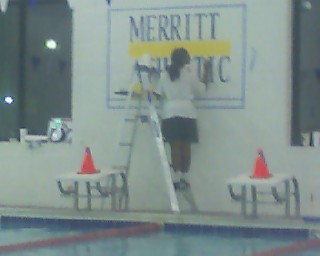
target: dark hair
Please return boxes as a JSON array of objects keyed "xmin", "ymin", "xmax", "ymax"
[{"xmin": 167, "ymin": 48, "xmax": 190, "ymax": 81}]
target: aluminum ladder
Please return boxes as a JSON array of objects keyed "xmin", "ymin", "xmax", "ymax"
[{"xmin": 135, "ymin": 62, "xmax": 198, "ymax": 213}]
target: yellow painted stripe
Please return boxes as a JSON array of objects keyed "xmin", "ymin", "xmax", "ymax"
[{"xmin": 129, "ymin": 40, "xmax": 231, "ymax": 58}]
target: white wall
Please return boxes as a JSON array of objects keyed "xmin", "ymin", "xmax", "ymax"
[{"xmin": 1, "ymin": 0, "xmax": 320, "ymax": 217}]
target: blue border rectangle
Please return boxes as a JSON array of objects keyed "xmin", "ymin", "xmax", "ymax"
[{"xmin": 106, "ymin": 4, "xmax": 247, "ymax": 110}]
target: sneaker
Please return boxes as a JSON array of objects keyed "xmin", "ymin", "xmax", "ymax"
[
  {"xmin": 173, "ymin": 182, "xmax": 181, "ymax": 190},
  {"xmin": 179, "ymin": 179, "xmax": 190, "ymax": 190}
]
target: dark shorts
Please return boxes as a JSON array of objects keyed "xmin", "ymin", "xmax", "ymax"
[{"xmin": 161, "ymin": 117, "xmax": 199, "ymax": 143}]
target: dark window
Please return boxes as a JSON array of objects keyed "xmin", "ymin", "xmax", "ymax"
[
  {"xmin": 0, "ymin": 0, "xmax": 72, "ymax": 141},
  {"xmin": 292, "ymin": 0, "xmax": 320, "ymax": 146}
]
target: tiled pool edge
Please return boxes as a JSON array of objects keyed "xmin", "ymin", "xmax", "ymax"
[{"xmin": 1, "ymin": 206, "xmax": 320, "ymax": 233}]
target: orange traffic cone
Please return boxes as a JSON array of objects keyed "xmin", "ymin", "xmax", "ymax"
[
  {"xmin": 78, "ymin": 147, "xmax": 100, "ymax": 174},
  {"xmin": 250, "ymin": 148, "xmax": 272, "ymax": 179}
]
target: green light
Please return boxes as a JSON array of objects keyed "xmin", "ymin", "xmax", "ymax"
[{"xmin": 53, "ymin": 118, "xmax": 62, "ymax": 124}]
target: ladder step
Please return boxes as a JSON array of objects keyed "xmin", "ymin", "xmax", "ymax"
[
  {"xmin": 124, "ymin": 118, "xmax": 137, "ymax": 122},
  {"xmin": 119, "ymin": 142, "xmax": 133, "ymax": 147},
  {"xmin": 112, "ymin": 165, "xmax": 128, "ymax": 171}
]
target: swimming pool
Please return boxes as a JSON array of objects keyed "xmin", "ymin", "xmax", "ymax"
[
  {"xmin": 0, "ymin": 216, "xmax": 314, "ymax": 256},
  {"xmin": 1, "ymin": 231, "xmax": 305, "ymax": 256}
]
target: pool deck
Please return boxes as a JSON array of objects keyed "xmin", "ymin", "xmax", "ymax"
[{"xmin": 1, "ymin": 206, "xmax": 320, "ymax": 232}]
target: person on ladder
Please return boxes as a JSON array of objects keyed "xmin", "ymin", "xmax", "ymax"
[{"xmin": 154, "ymin": 47, "xmax": 211, "ymax": 190}]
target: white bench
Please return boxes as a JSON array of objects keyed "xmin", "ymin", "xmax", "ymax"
[
  {"xmin": 57, "ymin": 169, "xmax": 127, "ymax": 211},
  {"xmin": 24, "ymin": 135, "xmax": 48, "ymax": 147},
  {"xmin": 227, "ymin": 173, "xmax": 300, "ymax": 218}
]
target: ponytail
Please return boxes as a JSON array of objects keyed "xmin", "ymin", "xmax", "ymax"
[{"xmin": 167, "ymin": 48, "xmax": 190, "ymax": 82}]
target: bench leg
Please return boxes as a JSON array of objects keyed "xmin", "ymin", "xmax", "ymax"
[
  {"xmin": 110, "ymin": 175, "xmax": 117, "ymax": 210},
  {"xmin": 251, "ymin": 186, "xmax": 257, "ymax": 218},
  {"xmin": 292, "ymin": 177, "xmax": 300, "ymax": 217},
  {"xmin": 228, "ymin": 185, "xmax": 247, "ymax": 217},
  {"xmin": 240, "ymin": 185, "xmax": 247, "ymax": 217},
  {"xmin": 86, "ymin": 182, "xmax": 92, "ymax": 210},
  {"xmin": 284, "ymin": 180, "xmax": 290, "ymax": 217},
  {"xmin": 73, "ymin": 182, "xmax": 79, "ymax": 210},
  {"xmin": 119, "ymin": 173, "xmax": 129, "ymax": 210}
]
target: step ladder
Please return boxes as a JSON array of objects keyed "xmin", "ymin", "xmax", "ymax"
[
  {"xmin": 135, "ymin": 60, "xmax": 198, "ymax": 213},
  {"xmin": 111, "ymin": 58, "xmax": 198, "ymax": 213}
]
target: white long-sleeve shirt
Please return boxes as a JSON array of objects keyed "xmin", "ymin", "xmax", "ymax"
[{"xmin": 155, "ymin": 65, "xmax": 206, "ymax": 119}]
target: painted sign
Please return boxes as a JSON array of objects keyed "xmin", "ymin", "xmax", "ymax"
[{"xmin": 107, "ymin": 4, "xmax": 247, "ymax": 109}]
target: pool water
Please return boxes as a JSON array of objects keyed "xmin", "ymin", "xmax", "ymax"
[
  {"xmin": 0, "ymin": 226, "xmax": 309, "ymax": 256},
  {"xmin": 0, "ymin": 217, "xmax": 142, "ymax": 247},
  {"xmin": 288, "ymin": 250, "xmax": 320, "ymax": 256},
  {"xmin": 0, "ymin": 227, "xmax": 81, "ymax": 246}
]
